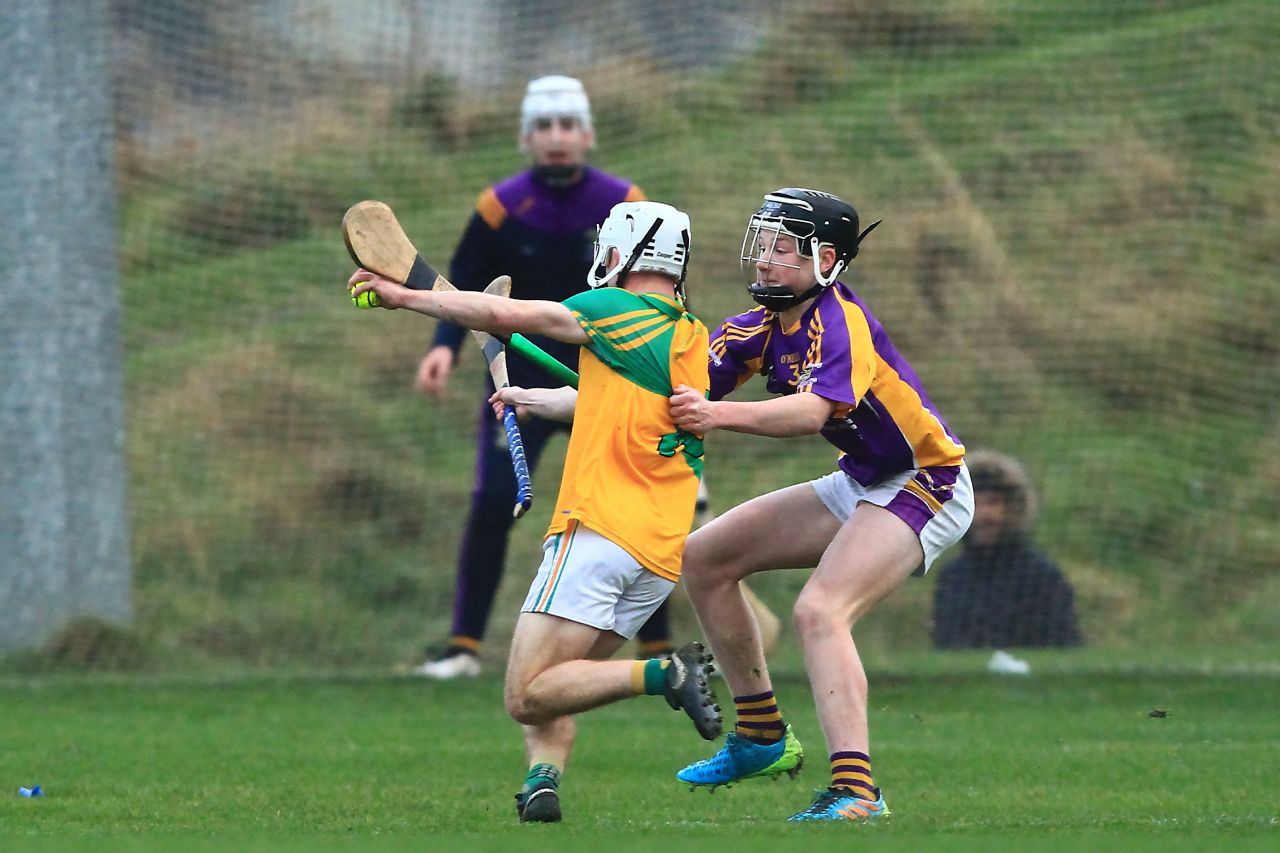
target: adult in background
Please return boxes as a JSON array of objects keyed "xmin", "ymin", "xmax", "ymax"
[
  {"xmin": 412, "ymin": 75, "xmax": 677, "ymax": 678},
  {"xmin": 669, "ymin": 188, "xmax": 974, "ymax": 822},
  {"xmin": 931, "ymin": 449, "xmax": 1082, "ymax": 659}
]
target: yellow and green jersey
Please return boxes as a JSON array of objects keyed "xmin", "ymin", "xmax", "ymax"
[{"xmin": 548, "ymin": 288, "xmax": 709, "ymax": 582}]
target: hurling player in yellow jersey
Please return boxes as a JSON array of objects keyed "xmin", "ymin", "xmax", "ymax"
[{"xmin": 349, "ymin": 200, "xmax": 719, "ymax": 824}]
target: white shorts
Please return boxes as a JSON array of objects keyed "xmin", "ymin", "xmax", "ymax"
[
  {"xmin": 521, "ymin": 522, "xmax": 676, "ymax": 639},
  {"xmin": 810, "ymin": 463, "xmax": 974, "ymax": 574}
]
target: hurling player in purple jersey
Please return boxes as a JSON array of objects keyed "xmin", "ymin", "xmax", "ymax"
[{"xmin": 668, "ymin": 189, "xmax": 975, "ymax": 822}]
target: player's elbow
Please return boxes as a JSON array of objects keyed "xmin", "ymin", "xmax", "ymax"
[
  {"xmin": 487, "ymin": 301, "xmax": 568, "ymax": 341},
  {"xmin": 801, "ymin": 410, "xmax": 830, "ymax": 434},
  {"xmin": 483, "ymin": 302, "xmax": 528, "ymax": 336}
]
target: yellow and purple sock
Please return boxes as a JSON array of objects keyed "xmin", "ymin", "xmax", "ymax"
[
  {"xmin": 734, "ymin": 691, "xmax": 785, "ymax": 744},
  {"xmin": 830, "ymin": 750, "xmax": 878, "ymax": 801},
  {"xmin": 448, "ymin": 635, "xmax": 481, "ymax": 654}
]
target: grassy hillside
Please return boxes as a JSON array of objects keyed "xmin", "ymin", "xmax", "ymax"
[{"xmin": 25, "ymin": 0, "xmax": 1273, "ymax": 670}]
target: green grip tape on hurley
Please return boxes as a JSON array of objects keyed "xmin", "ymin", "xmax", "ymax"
[{"xmin": 507, "ymin": 333, "xmax": 579, "ymax": 389}]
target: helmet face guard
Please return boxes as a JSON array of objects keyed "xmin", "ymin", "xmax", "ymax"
[
  {"xmin": 520, "ymin": 75, "xmax": 593, "ymax": 138},
  {"xmin": 741, "ymin": 223, "xmax": 825, "ymax": 311},
  {"xmin": 741, "ymin": 212, "xmax": 835, "ymax": 283},
  {"xmin": 520, "ymin": 76, "xmax": 594, "ymax": 187}
]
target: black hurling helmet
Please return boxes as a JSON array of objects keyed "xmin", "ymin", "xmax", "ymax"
[{"xmin": 741, "ymin": 188, "xmax": 880, "ymax": 311}]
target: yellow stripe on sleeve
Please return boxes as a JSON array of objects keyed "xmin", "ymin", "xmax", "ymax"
[
  {"xmin": 831, "ymin": 295, "xmax": 876, "ymax": 401},
  {"xmin": 600, "ymin": 312, "xmax": 669, "ymax": 342},
  {"xmin": 614, "ymin": 322, "xmax": 672, "ymax": 352},
  {"xmin": 596, "ymin": 307, "xmax": 660, "ymax": 330},
  {"xmin": 475, "ymin": 187, "xmax": 506, "ymax": 230},
  {"xmin": 871, "ymin": 354, "xmax": 966, "ymax": 468}
]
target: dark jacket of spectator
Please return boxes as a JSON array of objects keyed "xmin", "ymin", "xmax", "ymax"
[
  {"xmin": 931, "ymin": 534, "xmax": 1082, "ymax": 649},
  {"xmin": 931, "ymin": 450, "xmax": 1083, "ymax": 649}
]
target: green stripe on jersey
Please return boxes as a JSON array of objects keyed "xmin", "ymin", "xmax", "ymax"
[{"xmin": 563, "ymin": 289, "xmax": 691, "ymax": 397}]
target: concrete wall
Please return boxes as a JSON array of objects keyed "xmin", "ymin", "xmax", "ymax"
[{"xmin": 0, "ymin": 0, "xmax": 131, "ymax": 649}]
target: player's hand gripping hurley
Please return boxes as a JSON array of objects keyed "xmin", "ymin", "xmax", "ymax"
[
  {"xmin": 343, "ymin": 201, "xmax": 577, "ymax": 386},
  {"xmin": 342, "ymin": 200, "xmax": 540, "ymax": 518}
]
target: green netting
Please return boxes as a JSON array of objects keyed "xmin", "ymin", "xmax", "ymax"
[{"xmin": 98, "ymin": 0, "xmax": 1279, "ymax": 665}]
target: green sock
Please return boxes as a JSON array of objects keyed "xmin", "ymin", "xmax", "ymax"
[
  {"xmin": 642, "ymin": 658, "xmax": 670, "ymax": 695},
  {"xmin": 524, "ymin": 763, "xmax": 560, "ymax": 791}
]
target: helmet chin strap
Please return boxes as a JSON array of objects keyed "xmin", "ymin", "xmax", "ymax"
[
  {"xmin": 748, "ymin": 281, "xmax": 824, "ymax": 312},
  {"xmin": 532, "ymin": 163, "xmax": 584, "ymax": 188}
]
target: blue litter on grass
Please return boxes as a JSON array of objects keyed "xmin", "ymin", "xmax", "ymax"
[{"xmin": 18, "ymin": 785, "xmax": 42, "ymax": 797}]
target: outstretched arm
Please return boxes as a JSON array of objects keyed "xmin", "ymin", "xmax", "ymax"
[
  {"xmin": 348, "ymin": 271, "xmax": 589, "ymax": 344},
  {"xmin": 670, "ymin": 384, "xmax": 836, "ymax": 437}
]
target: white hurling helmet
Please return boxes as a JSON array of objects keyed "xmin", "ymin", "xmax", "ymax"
[
  {"xmin": 520, "ymin": 75, "xmax": 593, "ymax": 137},
  {"xmin": 588, "ymin": 201, "xmax": 692, "ymax": 300}
]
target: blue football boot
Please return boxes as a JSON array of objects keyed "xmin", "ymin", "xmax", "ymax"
[
  {"xmin": 676, "ymin": 723, "xmax": 803, "ymax": 790},
  {"xmin": 786, "ymin": 787, "xmax": 889, "ymax": 822}
]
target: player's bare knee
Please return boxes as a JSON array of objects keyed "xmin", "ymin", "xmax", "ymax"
[
  {"xmin": 685, "ymin": 529, "xmax": 744, "ymax": 580},
  {"xmin": 792, "ymin": 592, "xmax": 843, "ymax": 641},
  {"xmin": 684, "ymin": 549, "xmax": 745, "ymax": 594},
  {"xmin": 507, "ymin": 701, "xmax": 541, "ymax": 726},
  {"xmin": 505, "ymin": 688, "xmax": 547, "ymax": 726},
  {"xmin": 504, "ymin": 677, "xmax": 533, "ymax": 721},
  {"xmin": 681, "ymin": 562, "xmax": 716, "ymax": 598}
]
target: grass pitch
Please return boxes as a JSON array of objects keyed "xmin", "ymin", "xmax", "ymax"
[{"xmin": 2, "ymin": 655, "xmax": 1277, "ymax": 850}]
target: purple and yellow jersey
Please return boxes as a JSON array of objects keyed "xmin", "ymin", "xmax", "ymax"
[
  {"xmin": 549, "ymin": 288, "xmax": 710, "ymax": 582},
  {"xmin": 709, "ymin": 281, "xmax": 965, "ymax": 487},
  {"xmin": 433, "ymin": 166, "xmax": 645, "ymax": 388}
]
